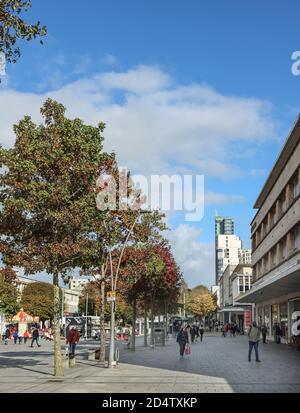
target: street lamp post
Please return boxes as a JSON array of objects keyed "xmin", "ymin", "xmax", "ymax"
[
  {"xmin": 85, "ymin": 293, "xmax": 89, "ymax": 340},
  {"xmin": 107, "ymin": 213, "xmax": 139, "ymax": 368},
  {"xmin": 94, "ymin": 268, "xmax": 106, "ymax": 366},
  {"xmin": 106, "ymin": 210, "xmax": 151, "ymax": 369}
]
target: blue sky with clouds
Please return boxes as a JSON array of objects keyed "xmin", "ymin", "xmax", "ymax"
[{"xmin": 1, "ymin": 0, "xmax": 299, "ymax": 287}]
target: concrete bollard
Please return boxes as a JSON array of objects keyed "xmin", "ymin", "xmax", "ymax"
[
  {"xmin": 63, "ymin": 358, "xmax": 70, "ymax": 369},
  {"xmin": 69, "ymin": 356, "xmax": 76, "ymax": 368},
  {"xmin": 88, "ymin": 350, "xmax": 95, "ymax": 361}
]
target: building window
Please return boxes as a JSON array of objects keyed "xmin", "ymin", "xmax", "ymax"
[
  {"xmin": 239, "ymin": 276, "xmax": 244, "ymax": 292},
  {"xmin": 270, "ymin": 248, "xmax": 276, "ymax": 268},
  {"xmin": 292, "ymin": 173, "xmax": 299, "ymax": 199},
  {"xmin": 279, "ymin": 302, "xmax": 288, "ymax": 340},
  {"xmin": 264, "ymin": 306, "xmax": 270, "ymax": 334},
  {"xmin": 271, "ymin": 304, "xmax": 278, "ymax": 329},
  {"xmin": 295, "ymin": 227, "xmax": 300, "ymax": 251},
  {"xmin": 282, "ymin": 240, "xmax": 287, "ymax": 260},
  {"xmin": 281, "ymin": 195, "xmax": 287, "ymax": 215}
]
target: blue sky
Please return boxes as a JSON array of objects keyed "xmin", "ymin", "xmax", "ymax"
[{"xmin": 1, "ymin": 0, "xmax": 299, "ymax": 287}]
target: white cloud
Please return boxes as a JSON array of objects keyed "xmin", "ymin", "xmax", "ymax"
[
  {"xmin": 0, "ymin": 65, "xmax": 276, "ymax": 180},
  {"xmin": 100, "ymin": 54, "xmax": 118, "ymax": 66},
  {"xmin": 0, "ymin": 65, "xmax": 277, "ymax": 286},
  {"xmin": 168, "ymin": 224, "xmax": 215, "ymax": 288},
  {"xmin": 99, "ymin": 65, "xmax": 171, "ymax": 94}
]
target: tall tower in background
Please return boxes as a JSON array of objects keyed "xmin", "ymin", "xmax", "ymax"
[{"xmin": 215, "ymin": 215, "xmax": 235, "ymax": 284}]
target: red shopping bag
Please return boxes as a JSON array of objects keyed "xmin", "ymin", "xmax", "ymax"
[{"xmin": 185, "ymin": 343, "xmax": 191, "ymax": 355}]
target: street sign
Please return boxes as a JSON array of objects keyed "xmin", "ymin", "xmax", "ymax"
[{"xmin": 107, "ymin": 291, "xmax": 116, "ymax": 302}]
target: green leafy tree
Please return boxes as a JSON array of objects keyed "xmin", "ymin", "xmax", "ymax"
[
  {"xmin": 0, "ymin": 267, "xmax": 19, "ymax": 317},
  {"xmin": 20, "ymin": 281, "xmax": 62, "ymax": 321},
  {"xmin": 79, "ymin": 281, "xmax": 132, "ymax": 323},
  {"xmin": 0, "ymin": 0, "xmax": 46, "ymax": 67},
  {"xmin": 0, "ymin": 99, "xmax": 108, "ymax": 376},
  {"xmin": 187, "ymin": 293, "xmax": 217, "ymax": 318},
  {"xmin": 190, "ymin": 284, "xmax": 210, "ymax": 297}
]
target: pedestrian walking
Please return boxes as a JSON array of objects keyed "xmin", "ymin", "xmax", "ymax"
[
  {"xmin": 23, "ymin": 330, "xmax": 29, "ymax": 345},
  {"xmin": 190, "ymin": 326, "xmax": 196, "ymax": 343},
  {"xmin": 4, "ymin": 327, "xmax": 10, "ymax": 345},
  {"xmin": 261, "ymin": 324, "xmax": 267, "ymax": 344},
  {"xmin": 13, "ymin": 330, "xmax": 18, "ymax": 344},
  {"xmin": 199, "ymin": 324, "xmax": 204, "ymax": 342},
  {"xmin": 215, "ymin": 321, "xmax": 219, "ymax": 332},
  {"xmin": 1, "ymin": 326, "xmax": 7, "ymax": 344},
  {"xmin": 248, "ymin": 321, "xmax": 261, "ymax": 362},
  {"xmin": 221, "ymin": 324, "xmax": 227, "ymax": 337},
  {"xmin": 176, "ymin": 326, "xmax": 189, "ymax": 359},
  {"xmin": 31, "ymin": 327, "xmax": 41, "ymax": 347},
  {"xmin": 66, "ymin": 326, "xmax": 80, "ymax": 357}
]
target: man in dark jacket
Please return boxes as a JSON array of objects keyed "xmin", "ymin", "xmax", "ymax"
[
  {"xmin": 261, "ymin": 324, "xmax": 268, "ymax": 344},
  {"xmin": 31, "ymin": 327, "xmax": 41, "ymax": 347},
  {"xmin": 67, "ymin": 327, "xmax": 80, "ymax": 356},
  {"xmin": 274, "ymin": 323, "xmax": 282, "ymax": 344},
  {"xmin": 176, "ymin": 326, "xmax": 189, "ymax": 358}
]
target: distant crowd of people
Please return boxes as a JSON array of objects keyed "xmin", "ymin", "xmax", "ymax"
[
  {"xmin": 174, "ymin": 318, "xmax": 286, "ymax": 362},
  {"xmin": 174, "ymin": 322, "xmax": 205, "ymax": 359},
  {"xmin": 220, "ymin": 322, "xmax": 241, "ymax": 337},
  {"xmin": 1, "ymin": 325, "xmax": 54, "ymax": 347}
]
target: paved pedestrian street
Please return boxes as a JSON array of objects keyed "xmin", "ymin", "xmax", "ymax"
[{"xmin": 0, "ymin": 334, "xmax": 299, "ymax": 393}]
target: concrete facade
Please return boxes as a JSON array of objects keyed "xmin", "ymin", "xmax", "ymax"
[
  {"xmin": 69, "ymin": 277, "xmax": 91, "ymax": 292},
  {"xmin": 216, "ymin": 234, "xmax": 242, "ymax": 282},
  {"xmin": 215, "ymin": 216, "xmax": 234, "ymax": 284},
  {"xmin": 219, "ymin": 264, "xmax": 253, "ymax": 330},
  {"xmin": 236, "ymin": 116, "xmax": 300, "ymax": 343},
  {"xmin": 239, "ymin": 249, "xmax": 252, "ymax": 265}
]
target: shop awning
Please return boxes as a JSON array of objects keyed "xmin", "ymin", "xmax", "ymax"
[
  {"xmin": 219, "ymin": 307, "xmax": 248, "ymax": 313},
  {"xmin": 235, "ymin": 259, "xmax": 300, "ymax": 304}
]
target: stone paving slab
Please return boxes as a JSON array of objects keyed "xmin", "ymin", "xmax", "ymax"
[{"xmin": 0, "ymin": 335, "xmax": 299, "ymax": 393}]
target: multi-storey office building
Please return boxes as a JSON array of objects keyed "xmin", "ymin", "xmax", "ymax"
[
  {"xmin": 69, "ymin": 276, "xmax": 90, "ymax": 292},
  {"xmin": 239, "ymin": 249, "xmax": 252, "ymax": 265},
  {"xmin": 219, "ymin": 264, "xmax": 253, "ymax": 330},
  {"xmin": 215, "ymin": 216, "xmax": 234, "ymax": 284},
  {"xmin": 216, "ymin": 234, "xmax": 242, "ymax": 283},
  {"xmin": 236, "ymin": 117, "xmax": 300, "ymax": 343}
]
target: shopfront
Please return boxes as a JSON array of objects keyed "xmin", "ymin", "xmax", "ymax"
[
  {"xmin": 289, "ymin": 297, "xmax": 300, "ymax": 339},
  {"xmin": 279, "ymin": 302, "xmax": 288, "ymax": 342},
  {"xmin": 264, "ymin": 305, "xmax": 271, "ymax": 335}
]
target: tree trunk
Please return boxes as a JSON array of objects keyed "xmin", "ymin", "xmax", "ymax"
[
  {"xmin": 53, "ymin": 270, "xmax": 64, "ymax": 377},
  {"xmin": 150, "ymin": 292, "xmax": 155, "ymax": 348},
  {"xmin": 131, "ymin": 298, "xmax": 136, "ymax": 351},
  {"xmin": 164, "ymin": 300, "xmax": 168, "ymax": 340},
  {"xmin": 144, "ymin": 298, "xmax": 148, "ymax": 347},
  {"xmin": 99, "ymin": 266, "xmax": 106, "ymax": 366}
]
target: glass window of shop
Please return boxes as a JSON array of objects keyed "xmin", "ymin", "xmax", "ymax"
[
  {"xmin": 264, "ymin": 305, "xmax": 270, "ymax": 334},
  {"xmin": 257, "ymin": 306, "xmax": 263, "ymax": 326},
  {"xmin": 279, "ymin": 302, "xmax": 288, "ymax": 340},
  {"xmin": 289, "ymin": 299, "xmax": 300, "ymax": 338},
  {"xmin": 271, "ymin": 304, "xmax": 278, "ymax": 334}
]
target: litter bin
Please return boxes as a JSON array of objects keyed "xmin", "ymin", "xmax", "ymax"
[{"xmin": 154, "ymin": 328, "xmax": 165, "ymax": 346}]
